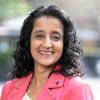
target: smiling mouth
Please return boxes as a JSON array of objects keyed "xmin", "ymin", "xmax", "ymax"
[{"xmin": 39, "ymin": 50, "xmax": 54, "ymax": 55}]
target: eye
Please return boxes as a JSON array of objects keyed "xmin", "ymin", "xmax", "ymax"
[
  {"xmin": 35, "ymin": 34, "xmax": 44, "ymax": 39},
  {"xmin": 33, "ymin": 31, "xmax": 45, "ymax": 39},
  {"xmin": 51, "ymin": 35, "xmax": 61, "ymax": 41},
  {"xmin": 51, "ymin": 31, "xmax": 63, "ymax": 41}
]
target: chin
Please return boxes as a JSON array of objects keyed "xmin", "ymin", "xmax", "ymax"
[{"xmin": 40, "ymin": 62, "xmax": 56, "ymax": 67}]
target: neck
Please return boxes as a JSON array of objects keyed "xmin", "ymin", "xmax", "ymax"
[{"xmin": 32, "ymin": 64, "xmax": 53, "ymax": 87}]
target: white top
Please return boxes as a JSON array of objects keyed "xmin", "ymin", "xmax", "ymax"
[{"xmin": 22, "ymin": 93, "xmax": 32, "ymax": 100}]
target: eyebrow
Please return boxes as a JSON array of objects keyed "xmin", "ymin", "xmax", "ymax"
[
  {"xmin": 32, "ymin": 29, "xmax": 63, "ymax": 37},
  {"xmin": 33, "ymin": 30, "xmax": 44, "ymax": 34}
]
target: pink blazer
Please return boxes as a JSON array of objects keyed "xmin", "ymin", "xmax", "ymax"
[{"xmin": 0, "ymin": 73, "xmax": 94, "ymax": 100}]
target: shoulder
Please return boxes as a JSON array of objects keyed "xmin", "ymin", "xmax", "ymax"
[
  {"xmin": 63, "ymin": 77, "xmax": 94, "ymax": 100},
  {"xmin": 65, "ymin": 77, "xmax": 89, "ymax": 86},
  {"xmin": 2, "ymin": 73, "xmax": 32, "ymax": 90},
  {"xmin": 1, "ymin": 79, "xmax": 17, "ymax": 97},
  {"xmin": 0, "ymin": 79, "xmax": 17, "ymax": 99},
  {"xmin": 64, "ymin": 77, "xmax": 92, "ymax": 91},
  {"xmin": 1, "ymin": 73, "xmax": 32, "ymax": 99}
]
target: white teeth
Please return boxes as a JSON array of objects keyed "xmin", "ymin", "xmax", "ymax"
[{"xmin": 39, "ymin": 51, "xmax": 53, "ymax": 55}]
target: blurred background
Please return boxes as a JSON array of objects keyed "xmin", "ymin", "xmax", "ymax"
[{"xmin": 0, "ymin": 0, "xmax": 100, "ymax": 99}]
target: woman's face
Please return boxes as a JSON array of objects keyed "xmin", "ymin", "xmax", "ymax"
[{"xmin": 30, "ymin": 16, "xmax": 64, "ymax": 68}]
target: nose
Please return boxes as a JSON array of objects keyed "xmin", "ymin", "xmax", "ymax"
[{"xmin": 42, "ymin": 37, "xmax": 53, "ymax": 49}]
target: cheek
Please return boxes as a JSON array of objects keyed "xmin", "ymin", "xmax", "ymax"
[
  {"xmin": 30, "ymin": 40, "xmax": 42, "ymax": 57},
  {"xmin": 30, "ymin": 40, "xmax": 37, "ymax": 53},
  {"xmin": 55, "ymin": 42, "xmax": 63, "ymax": 55},
  {"xmin": 30, "ymin": 39, "xmax": 39, "ymax": 49}
]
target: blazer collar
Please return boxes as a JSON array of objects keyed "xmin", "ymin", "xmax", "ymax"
[
  {"xmin": 14, "ymin": 72, "xmax": 65, "ymax": 89},
  {"xmin": 14, "ymin": 73, "xmax": 32, "ymax": 89},
  {"xmin": 37, "ymin": 73, "xmax": 65, "ymax": 100},
  {"xmin": 13, "ymin": 73, "xmax": 33, "ymax": 99},
  {"xmin": 46, "ymin": 73, "xmax": 65, "ymax": 89},
  {"xmin": 13, "ymin": 68, "xmax": 65, "ymax": 99},
  {"xmin": 14, "ymin": 64, "xmax": 64, "ymax": 89},
  {"xmin": 14, "ymin": 69, "xmax": 65, "ymax": 90}
]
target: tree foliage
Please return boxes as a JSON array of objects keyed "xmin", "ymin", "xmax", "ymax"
[{"xmin": 0, "ymin": 0, "xmax": 31, "ymax": 21}]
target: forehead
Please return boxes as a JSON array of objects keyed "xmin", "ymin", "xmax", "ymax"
[{"xmin": 33, "ymin": 16, "xmax": 63, "ymax": 30}]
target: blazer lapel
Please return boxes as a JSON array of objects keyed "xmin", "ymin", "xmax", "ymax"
[
  {"xmin": 37, "ymin": 74, "xmax": 65, "ymax": 100},
  {"xmin": 7, "ymin": 73, "xmax": 32, "ymax": 100},
  {"xmin": 7, "ymin": 72, "xmax": 65, "ymax": 100}
]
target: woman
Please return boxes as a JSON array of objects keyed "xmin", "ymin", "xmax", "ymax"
[{"xmin": 1, "ymin": 5, "xmax": 94, "ymax": 100}]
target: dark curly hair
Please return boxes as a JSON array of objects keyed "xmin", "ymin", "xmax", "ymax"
[{"xmin": 11, "ymin": 5, "xmax": 83, "ymax": 79}]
